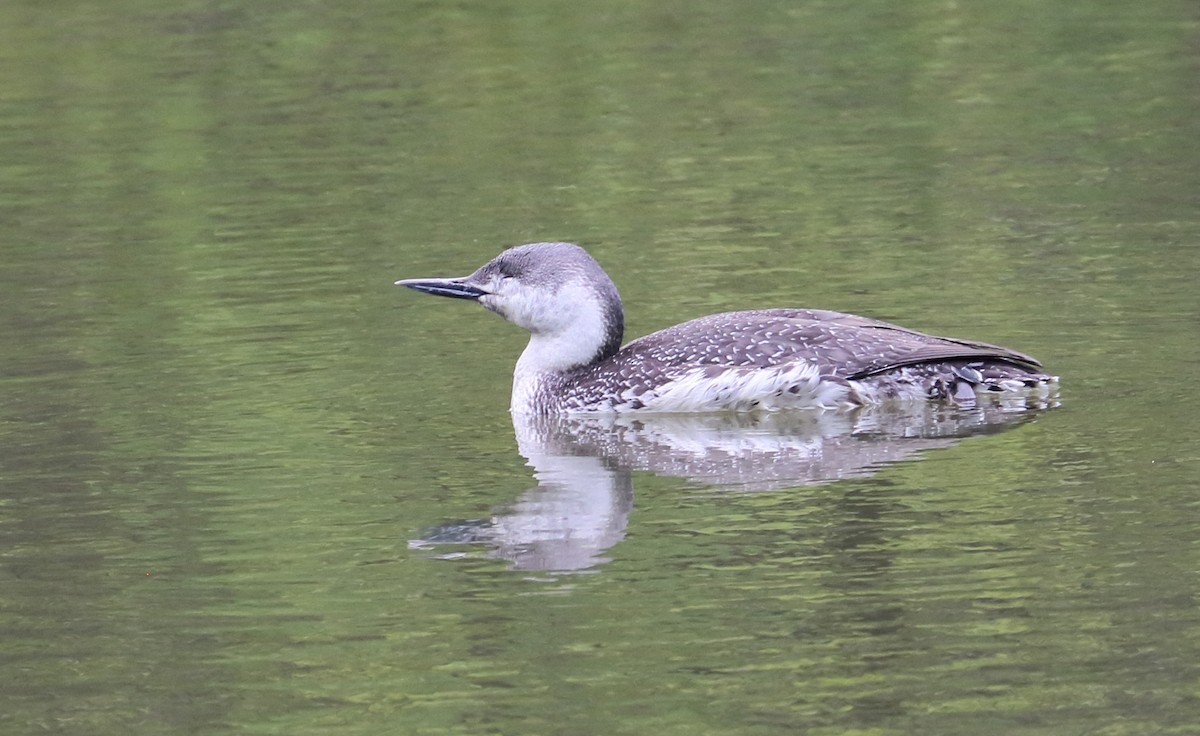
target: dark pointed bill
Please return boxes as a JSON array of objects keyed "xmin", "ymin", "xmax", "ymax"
[{"xmin": 394, "ymin": 277, "xmax": 488, "ymax": 300}]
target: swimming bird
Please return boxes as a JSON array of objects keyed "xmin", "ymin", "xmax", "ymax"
[{"xmin": 396, "ymin": 242, "xmax": 1056, "ymax": 414}]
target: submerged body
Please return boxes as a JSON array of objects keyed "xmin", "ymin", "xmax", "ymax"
[{"xmin": 397, "ymin": 242, "xmax": 1056, "ymax": 414}]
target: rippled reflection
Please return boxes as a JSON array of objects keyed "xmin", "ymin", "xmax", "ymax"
[{"xmin": 412, "ymin": 397, "xmax": 1055, "ymax": 571}]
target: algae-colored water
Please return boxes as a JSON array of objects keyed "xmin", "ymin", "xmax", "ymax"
[{"xmin": 2, "ymin": 2, "xmax": 1198, "ymax": 734}]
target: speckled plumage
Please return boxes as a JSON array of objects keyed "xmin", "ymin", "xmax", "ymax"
[{"xmin": 397, "ymin": 242, "xmax": 1057, "ymax": 414}]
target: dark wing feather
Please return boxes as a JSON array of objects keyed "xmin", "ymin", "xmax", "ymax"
[
  {"xmin": 611, "ymin": 309, "xmax": 1043, "ymax": 384},
  {"xmin": 833, "ymin": 323, "xmax": 1043, "ymax": 379}
]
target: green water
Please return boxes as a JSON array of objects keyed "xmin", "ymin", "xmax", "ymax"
[{"xmin": 2, "ymin": 1, "xmax": 1199, "ymax": 734}]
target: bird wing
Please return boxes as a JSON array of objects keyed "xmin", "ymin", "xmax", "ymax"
[{"xmin": 616, "ymin": 309, "xmax": 1042, "ymax": 382}]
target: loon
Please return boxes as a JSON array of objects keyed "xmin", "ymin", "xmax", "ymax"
[{"xmin": 396, "ymin": 242, "xmax": 1057, "ymax": 415}]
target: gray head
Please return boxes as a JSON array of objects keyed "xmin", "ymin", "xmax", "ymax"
[{"xmin": 397, "ymin": 242, "xmax": 625, "ymax": 370}]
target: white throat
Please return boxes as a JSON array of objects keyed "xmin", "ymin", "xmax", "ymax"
[{"xmin": 508, "ymin": 283, "xmax": 612, "ymax": 413}]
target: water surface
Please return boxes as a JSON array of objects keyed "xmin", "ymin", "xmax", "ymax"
[{"xmin": 2, "ymin": 1, "xmax": 1199, "ymax": 734}]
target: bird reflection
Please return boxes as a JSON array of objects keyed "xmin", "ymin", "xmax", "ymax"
[{"xmin": 410, "ymin": 397, "xmax": 1054, "ymax": 572}]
